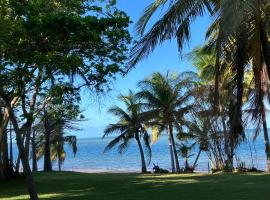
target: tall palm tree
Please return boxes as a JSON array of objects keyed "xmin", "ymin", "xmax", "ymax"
[
  {"xmin": 137, "ymin": 72, "xmax": 194, "ymax": 172},
  {"xmin": 247, "ymin": 64, "xmax": 270, "ymax": 172},
  {"xmin": 130, "ymin": 1, "xmax": 270, "ymax": 157},
  {"xmin": 188, "ymin": 46, "xmax": 255, "ymax": 167},
  {"xmin": 103, "ymin": 91, "xmax": 151, "ymax": 173}
]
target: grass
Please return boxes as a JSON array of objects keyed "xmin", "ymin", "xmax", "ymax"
[{"xmin": 0, "ymin": 172, "xmax": 270, "ymax": 200}]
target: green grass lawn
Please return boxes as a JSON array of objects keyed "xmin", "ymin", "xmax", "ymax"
[{"xmin": 1, "ymin": 172, "xmax": 270, "ymax": 200}]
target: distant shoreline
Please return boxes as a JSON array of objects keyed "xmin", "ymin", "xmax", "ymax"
[
  {"xmin": 68, "ymin": 169, "xmax": 141, "ymax": 174},
  {"xmin": 61, "ymin": 169, "xmax": 210, "ymax": 174}
]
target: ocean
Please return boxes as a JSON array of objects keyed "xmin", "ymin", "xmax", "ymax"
[{"xmin": 11, "ymin": 129, "xmax": 268, "ymax": 172}]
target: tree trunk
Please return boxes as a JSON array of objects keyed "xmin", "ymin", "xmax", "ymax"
[
  {"xmin": 185, "ymin": 158, "xmax": 188, "ymax": 171},
  {"xmin": 260, "ymin": 22, "xmax": 270, "ymax": 79},
  {"xmin": 0, "ymin": 144, "xmax": 4, "ymax": 181},
  {"xmin": 2, "ymin": 130, "xmax": 9, "ymax": 176},
  {"xmin": 262, "ymin": 108, "xmax": 270, "ymax": 172},
  {"xmin": 58, "ymin": 157, "xmax": 61, "ymax": 172},
  {"xmin": 10, "ymin": 112, "xmax": 39, "ymax": 200},
  {"xmin": 44, "ymin": 115, "xmax": 52, "ymax": 172},
  {"xmin": 0, "ymin": 107, "xmax": 13, "ymax": 180},
  {"xmin": 228, "ymin": 137, "xmax": 234, "ymax": 168},
  {"xmin": 135, "ymin": 134, "xmax": 147, "ymax": 173},
  {"xmin": 57, "ymin": 144, "xmax": 62, "ymax": 172},
  {"xmin": 24, "ymin": 125, "xmax": 32, "ymax": 163},
  {"xmin": 32, "ymin": 130, "xmax": 37, "ymax": 172},
  {"xmin": 16, "ymin": 132, "xmax": 27, "ymax": 173},
  {"xmin": 15, "ymin": 153, "xmax": 21, "ymax": 173},
  {"xmin": 167, "ymin": 130, "xmax": 175, "ymax": 173},
  {"xmin": 19, "ymin": 142, "xmax": 39, "ymax": 200},
  {"xmin": 193, "ymin": 149, "xmax": 202, "ymax": 169},
  {"xmin": 169, "ymin": 124, "xmax": 180, "ymax": 173},
  {"xmin": 221, "ymin": 108, "xmax": 230, "ymax": 161},
  {"xmin": 9, "ymin": 122, "xmax": 13, "ymax": 165}
]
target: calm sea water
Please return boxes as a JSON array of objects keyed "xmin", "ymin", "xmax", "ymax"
[{"xmin": 11, "ymin": 130, "xmax": 268, "ymax": 172}]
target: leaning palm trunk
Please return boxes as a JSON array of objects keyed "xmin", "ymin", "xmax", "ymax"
[
  {"xmin": 135, "ymin": 134, "xmax": 147, "ymax": 173},
  {"xmin": 193, "ymin": 149, "xmax": 202, "ymax": 169},
  {"xmin": 262, "ymin": 108, "xmax": 270, "ymax": 172},
  {"xmin": 169, "ymin": 124, "xmax": 180, "ymax": 173}
]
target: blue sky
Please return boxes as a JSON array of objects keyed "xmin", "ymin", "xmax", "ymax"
[{"xmin": 74, "ymin": 0, "xmax": 212, "ymax": 138}]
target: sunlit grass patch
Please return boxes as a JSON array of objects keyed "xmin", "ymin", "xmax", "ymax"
[{"xmin": 1, "ymin": 172, "xmax": 270, "ymax": 200}]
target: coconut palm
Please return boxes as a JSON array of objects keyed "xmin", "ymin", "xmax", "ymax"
[
  {"xmin": 34, "ymin": 119, "xmax": 78, "ymax": 171},
  {"xmin": 129, "ymin": 0, "xmax": 214, "ymax": 67},
  {"xmin": 246, "ymin": 64, "xmax": 270, "ymax": 172},
  {"xmin": 103, "ymin": 91, "xmax": 151, "ymax": 173},
  {"xmin": 130, "ymin": 1, "xmax": 270, "ymax": 158},
  {"xmin": 188, "ymin": 46, "xmax": 254, "ymax": 167},
  {"xmin": 131, "ymin": 0, "xmax": 270, "ymax": 81},
  {"xmin": 50, "ymin": 122, "xmax": 77, "ymax": 172},
  {"xmin": 177, "ymin": 142, "xmax": 196, "ymax": 171},
  {"xmin": 137, "ymin": 72, "xmax": 195, "ymax": 173}
]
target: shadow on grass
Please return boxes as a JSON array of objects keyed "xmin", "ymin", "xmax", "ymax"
[{"xmin": 1, "ymin": 172, "xmax": 270, "ymax": 200}]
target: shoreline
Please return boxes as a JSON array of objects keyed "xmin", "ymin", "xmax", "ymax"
[
  {"xmin": 58, "ymin": 168, "xmax": 210, "ymax": 174},
  {"xmin": 67, "ymin": 168, "xmax": 141, "ymax": 174}
]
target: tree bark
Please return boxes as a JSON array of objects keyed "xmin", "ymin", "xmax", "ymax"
[
  {"xmin": 193, "ymin": 149, "xmax": 202, "ymax": 169},
  {"xmin": 228, "ymin": 137, "xmax": 234, "ymax": 168},
  {"xmin": 15, "ymin": 132, "xmax": 27, "ymax": 173},
  {"xmin": 260, "ymin": 21, "xmax": 270, "ymax": 79},
  {"xmin": 169, "ymin": 124, "xmax": 180, "ymax": 173},
  {"xmin": 221, "ymin": 107, "xmax": 230, "ymax": 161},
  {"xmin": 58, "ymin": 157, "xmax": 61, "ymax": 172},
  {"xmin": 0, "ymin": 107, "xmax": 12, "ymax": 180},
  {"xmin": 15, "ymin": 153, "xmax": 21, "ymax": 173},
  {"xmin": 32, "ymin": 130, "xmax": 37, "ymax": 172},
  {"xmin": 135, "ymin": 134, "xmax": 147, "ymax": 173},
  {"xmin": 10, "ymin": 111, "xmax": 39, "ymax": 200},
  {"xmin": 57, "ymin": 143, "xmax": 62, "ymax": 172},
  {"xmin": 167, "ymin": 130, "xmax": 175, "ymax": 173},
  {"xmin": 44, "ymin": 114, "xmax": 52, "ymax": 172},
  {"xmin": 9, "ymin": 122, "xmax": 13, "ymax": 166},
  {"xmin": 0, "ymin": 133, "xmax": 4, "ymax": 180},
  {"xmin": 262, "ymin": 108, "xmax": 270, "ymax": 172},
  {"xmin": 24, "ymin": 125, "xmax": 32, "ymax": 162},
  {"xmin": 2, "ymin": 130, "xmax": 9, "ymax": 176}
]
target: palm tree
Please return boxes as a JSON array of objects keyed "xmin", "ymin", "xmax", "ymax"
[
  {"xmin": 137, "ymin": 72, "xmax": 194, "ymax": 173},
  {"xmin": 131, "ymin": 0, "xmax": 270, "ymax": 85},
  {"xmin": 129, "ymin": 0, "xmax": 214, "ymax": 67},
  {"xmin": 130, "ymin": 2, "xmax": 270, "ymax": 159},
  {"xmin": 246, "ymin": 64, "xmax": 270, "ymax": 172},
  {"xmin": 49, "ymin": 121, "xmax": 77, "ymax": 172},
  {"xmin": 188, "ymin": 46, "xmax": 254, "ymax": 168},
  {"xmin": 177, "ymin": 142, "xmax": 196, "ymax": 171},
  {"xmin": 34, "ymin": 119, "xmax": 78, "ymax": 172},
  {"xmin": 103, "ymin": 90, "xmax": 151, "ymax": 173}
]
